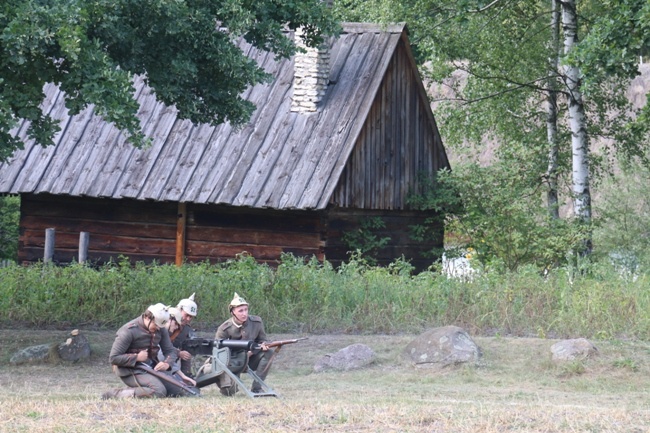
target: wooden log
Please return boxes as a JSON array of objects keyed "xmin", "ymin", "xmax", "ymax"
[
  {"xmin": 176, "ymin": 202, "xmax": 186, "ymax": 266},
  {"xmin": 44, "ymin": 228, "xmax": 55, "ymax": 263},
  {"xmin": 79, "ymin": 231, "xmax": 89, "ymax": 263}
]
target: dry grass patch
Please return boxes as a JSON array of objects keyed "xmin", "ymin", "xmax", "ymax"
[{"xmin": 1, "ymin": 329, "xmax": 650, "ymax": 432}]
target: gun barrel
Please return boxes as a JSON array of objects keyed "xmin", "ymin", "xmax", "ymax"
[
  {"xmin": 181, "ymin": 338, "xmax": 257, "ymax": 355},
  {"xmin": 218, "ymin": 339, "xmax": 256, "ymax": 351}
]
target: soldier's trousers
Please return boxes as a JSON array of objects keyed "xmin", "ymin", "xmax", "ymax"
[
  {"xmin": 225, "ymin": 348, "xmax": 275, "ymax": 392},
  {"xmin": 120, "ymin": 371, "xmax": 190, "ymax": 398}
]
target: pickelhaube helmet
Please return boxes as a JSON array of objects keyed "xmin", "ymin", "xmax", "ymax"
[
  {"xmin": 168, "ymin": 307, "xmax": 183, "ymax": 325},
  {"xmin": 146, "ymin": 303, "xmax": 170, "ymax": 327},
  {"xmin": 178, "ymin": 293, "xmax": 198, "ymax": 317},
  {"xmin": 229, "ymin": 292, "xmax": 249, "ymax": 311}
]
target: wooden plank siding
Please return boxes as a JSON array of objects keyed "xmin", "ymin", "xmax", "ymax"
[
  {"xmin": 322, "ymin": 208, "xmax": 443, "ymax": 271},
  {"xmin": 19, "ymin": 194, "xmax": 441, "ymax": 271},
  {"xmin": 330, "ymin": 37, "xmax": 446, "ymax": 210},
  {"xmin": 18, "ymin": 194, "xmax": 326, "ymax": 267}
]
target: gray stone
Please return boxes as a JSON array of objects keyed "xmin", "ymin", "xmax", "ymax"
[
  {"xmin": 551, "ymin": 338, "xmax": 598, "ymax": 362},
  {"xmin": 10, "ymin": 344, "xmax": 53, "ymax": 365},
  {"xmin": 314, "ymin": 343, "xmax": 375, "ymax": 372},
  {"xmin": 404, "ymin": 325, "xmax": 482, "ymax": 367},
  {"xmin": 57, "ymin": 329, "xmax": 91, "ymax": 362}
]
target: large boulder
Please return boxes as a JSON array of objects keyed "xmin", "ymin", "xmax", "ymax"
[
  {"xmin": 57, "ymin": 329, "xmax": 91, "ymax": 362},
  {"xmin": 404, "ymin": 325, "xmax": 482, "ymax": 367},
  {"xmin": 10, "ymin": 344, "xmax": 53, "ymax": 365},
  {"xmin": 9, "ymin": 329, "xmax": 91, "ymax": 365},
  {"xmin": 550, "ymin": 338, "xmax": 598, "ymax": 362},
  {"xmin": 314, "ymin": 343, "xmax": 375, "ymax": 372}
]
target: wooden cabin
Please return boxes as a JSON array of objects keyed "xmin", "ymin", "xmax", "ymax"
[{"xmin": 0, "ymin": 23, "xmax": 450, "ymax": 271}]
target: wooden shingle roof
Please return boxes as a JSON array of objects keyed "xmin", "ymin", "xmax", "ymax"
[{"xmin": 1, "ymin": 23, "xmax": 428, "ymax": 210}]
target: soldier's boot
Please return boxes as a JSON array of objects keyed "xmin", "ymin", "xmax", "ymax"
[
  {"xmin": 251, "ymin": 381, "xmax": 263, "ymax": 393},
  {"xmin": 220, "ymin": 384, "xmax": 238, "ymax": 396},
  {"xmin": 101, "ymin": 388, "xmax": 136, "ymax": 400},
  {"xmin": 251, "ymin": 350, "xmax": 273, "ymax": 393},
  {"xmin": 216, "ymin": 374, "xmax": 238, "ymax": 396}
]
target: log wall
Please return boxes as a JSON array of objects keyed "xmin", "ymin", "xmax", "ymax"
[
  {"xmin": 19, "ymin": 194, "xmax": 442, "ymax": 271},
  {"xmin": 323, "ymin": 208, "xmax": 443, "ymax": 272},
  {"xmin": 19, "ymin": 194, "xmax": 325, "ymax": 266}
]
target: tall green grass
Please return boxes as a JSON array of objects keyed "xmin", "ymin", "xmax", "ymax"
[{"xmin": 1, "ymin": 254, "xmax": 649, "ymax": 339}]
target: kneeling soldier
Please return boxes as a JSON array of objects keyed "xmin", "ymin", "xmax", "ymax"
[
  {"xmin": 103, "ymin": 303, "xmax": 187, "ymax": 399},
  {"xmin": 215, "ymin": 292, "xmax": 274, "ymax": 395}
]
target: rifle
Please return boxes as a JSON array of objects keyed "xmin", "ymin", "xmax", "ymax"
[
  {"xmin": 135, "ymin": 362, "xmax": 200, "ymax": 397},
  {"xmin": 264, "ymin": 337, "xmax": 309, "ymax": 350},
  {"xmin": 258, "ymin": 337, "xmax": 308, "ymax": 376}
]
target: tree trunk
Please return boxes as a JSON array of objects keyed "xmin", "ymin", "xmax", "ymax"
[
  {"xmin": 561, "ymin": 0, "xmax": 592, "ymax": 254},
  {"xmin": 546, "ymin": 0, "xmax": 560, "ymax": 220}
]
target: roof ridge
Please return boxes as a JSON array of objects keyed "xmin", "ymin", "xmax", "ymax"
[{"xmin": 340, "ymin": 22, "xmax": 406, "ymax": 34}]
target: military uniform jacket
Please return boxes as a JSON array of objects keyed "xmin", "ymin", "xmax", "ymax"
[
  {"xmin": 216, "ymin": 315, "xmax": 268, "ymax": 349},
  {"xmin": 171, "ymin": 324, "xmax": 193, "ymax": 350},
  {"xmin": 109, "ymin": 316, "xmax": 178, "ymax": 377}
]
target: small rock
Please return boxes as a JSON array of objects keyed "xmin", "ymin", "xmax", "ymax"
[
  {"xmin": 314, "ymin": 343, "xmax": 375, "ymax": 372},
  {"xmin": 551, "ymin": 338, "xmax": 598, "ymax": 362}
]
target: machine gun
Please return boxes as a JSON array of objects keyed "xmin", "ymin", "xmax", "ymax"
[
  {"xmin": 182, "ymin": 337, "xmax": 308, "ymax": 357},
  {"xmin": 182, "ymin": 338, "xmax": 258, "ymax": 356},
  {"xmin": 181, "ymin": 336, "xmax": 308, "ymax": 398}
]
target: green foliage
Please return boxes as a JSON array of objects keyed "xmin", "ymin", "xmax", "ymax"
[
  {"xmin": 413, "ymin": 152, "xmax": 586, "ymax": 271},
  {"xmin": 0, "ymin": 0, "xmax": 339, "ymax": 162},
  {"xmin": 592, "ymin": 160, "xmax": 650, "ymax": 271},
  {"xmin": 341, "ymin": 217, "xmax": 391, "ymax": 265},
  {"xmin": 2, "ymin": 253, "xmax": 650, "ymax": 340},
  {"xmin": 0, "ymin": 195, "xmax": 19, "ymax": 261},
  {"xmin": 613, "ymin": 358, "xmax": 638, "ymax": 372},
  {"xmin": 335, "ymin": 0, "xmax": 649, "ymax": 259}
]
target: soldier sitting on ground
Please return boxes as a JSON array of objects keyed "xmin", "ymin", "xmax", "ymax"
[
  {"xmin": 174, "ymin": 293, "xmax": 198, "ymax": 378},
  {"xmin": 214, "ymin": 292, "xmax": 275, "ymax": 395},
  {"xmin": 102, "ymin": 303, "xmax": 193, "ymax": 399},
  {"xmin": 163, "ymin": 307, "xmax": 197, "ymax": 387}
]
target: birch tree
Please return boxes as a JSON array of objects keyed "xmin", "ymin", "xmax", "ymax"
[
  {"xmin": 545, "ymin": 0, "xmax": 561, "ymax": 220},
  {"xmin": 560, "ymin": 0, "xmax": 592, "ymax": 253}
]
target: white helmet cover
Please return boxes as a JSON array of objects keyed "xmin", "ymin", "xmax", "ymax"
[
  {"xmin": 147, "ymin": 303, "xmax": 170, "ymax": 327},
  {"xmin": 178, "ymin": 293, "xmax": 198, "ymax": 316},
  {"xmin": 229, "ymin": 292, "xmax": 249, "ymax": 310},
  {"xmin": 168, "ymin": 307, "xmax": 183, "ymax": 325}
]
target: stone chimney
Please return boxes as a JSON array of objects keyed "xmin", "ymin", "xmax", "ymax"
[{"xmin": 291, "ymin": 27, "xmax": 330, "ymax": 113}]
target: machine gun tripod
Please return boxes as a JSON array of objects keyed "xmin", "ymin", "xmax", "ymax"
[{"xmin": 182, "ymin": 337, "xmax": 307, "ymax": 398}]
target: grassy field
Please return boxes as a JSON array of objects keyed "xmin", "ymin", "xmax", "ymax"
[{"xmin": 1, "ymin": 328, "xmax": 650, "ymax": 432}]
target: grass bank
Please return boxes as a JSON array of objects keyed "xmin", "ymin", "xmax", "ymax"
[{"xmin": 1, "ymin": 253, "xmax": 649, "ymax": 339}]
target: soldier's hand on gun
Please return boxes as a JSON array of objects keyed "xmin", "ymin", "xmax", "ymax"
[
  {"xmin": 178, "ymin": 350, "xmax": 192, "ymax": 360},
  {"xmin": 178, "ymin": 371, "xmax": 196, "ymax": 387},
  {"xmin": 260, "ymin": 342, "xmax": 269, "ymax": 351},
  {"xmin": 154, "ymin": 361, "xmax": 170, "ymax": 371}
]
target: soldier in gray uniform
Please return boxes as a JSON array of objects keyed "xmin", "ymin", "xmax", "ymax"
[
  {"xmin": 102, "ymin": 303, "xmax": 184, "ymax": 399},
  {"xmin": 165, "ymin": 307, "xmax": 197, "ymax": 387},
  {"xmin": 174, "ymin": 293, "xmax": 198, "ymax": 377},
  {"xmin": 215, "ymin": 292, "xmax": 274, "ymax": 395}
]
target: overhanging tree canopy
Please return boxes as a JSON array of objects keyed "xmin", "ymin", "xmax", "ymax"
[{"xmin": 0, "ymin": 0, "xmax": 339, "ymax": 162}]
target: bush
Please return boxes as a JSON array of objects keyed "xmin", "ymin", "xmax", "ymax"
[
  {"xmin": 1, "ymin": 253, "xmax": 650, "ymax": 340},
  {"xmin": 0, "ymin": 195, "xmax": 19, "ymax": 262}
]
